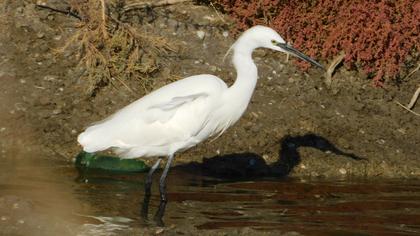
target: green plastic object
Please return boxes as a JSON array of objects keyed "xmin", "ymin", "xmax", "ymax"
[{"xmin": 75, "ymin": 151, "xmax": 149, "ymax": 172}]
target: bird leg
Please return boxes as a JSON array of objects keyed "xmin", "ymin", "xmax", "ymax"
[
  {"xmin": 154, "ymin": 154, "xmax": 175, "ymax": 224},
  {"xmin": 141, "ymin": 158, "xmax": 162, "ymax": 219}
]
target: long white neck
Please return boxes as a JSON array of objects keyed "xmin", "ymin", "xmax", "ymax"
[{"xmin": 227, "ymin": 38, "xmax": 258, "ymax": 109}]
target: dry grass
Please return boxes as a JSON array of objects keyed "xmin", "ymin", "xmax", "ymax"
[{"xmin": 58, "ymin": 0, "xmax": 175, "ymax": 95}]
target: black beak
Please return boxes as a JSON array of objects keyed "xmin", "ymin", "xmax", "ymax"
[{"xmin": 277, "ymin": 42, "xmax": 325, "ymax": 70}]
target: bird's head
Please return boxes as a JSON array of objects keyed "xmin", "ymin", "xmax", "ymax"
[{"xmin": 236, "ymin": 25, "xmax": 324, "ymax": 69}]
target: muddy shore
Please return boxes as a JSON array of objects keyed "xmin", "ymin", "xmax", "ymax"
[{"xmin": 1, "ymin": 0, "xmax": 420, "ymax": 179}]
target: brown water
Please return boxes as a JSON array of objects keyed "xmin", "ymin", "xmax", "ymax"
[{"xmin": 1, "ymin": 157, "xmax": 420, "ymax": 236}]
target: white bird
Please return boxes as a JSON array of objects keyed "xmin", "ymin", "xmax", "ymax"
[{"xmin": 77, "ymin": 25, "xmax": 324, "ymax": 221}]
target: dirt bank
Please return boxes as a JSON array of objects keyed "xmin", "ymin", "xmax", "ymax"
[{"xmin": 1, "ymin": 0, "xmax": 420, "ymax": 179}]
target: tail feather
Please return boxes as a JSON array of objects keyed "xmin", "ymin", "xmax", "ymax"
[{"xmin": 77, "ymin": 125, "xmax": 113, "ymax": 153}]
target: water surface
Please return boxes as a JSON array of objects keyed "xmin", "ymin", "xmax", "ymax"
[{"xmin": 1, "ymin": 157, "xmax": 419, "ymax": 235}]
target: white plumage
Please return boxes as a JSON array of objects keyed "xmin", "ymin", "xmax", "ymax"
[
  {"xmin": 77, "ymin": 26, "xmax": 323, "ymax": 221},
  {"xmin": 78, "ymin": 26, "xmax": 323, "ymax": 160}
]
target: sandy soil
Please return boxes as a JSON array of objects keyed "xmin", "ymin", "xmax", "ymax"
[{"xmin": 1, "ymin": 0, "xmax": 420, "ymax": 179}]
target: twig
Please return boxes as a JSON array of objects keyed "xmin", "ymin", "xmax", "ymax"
[
  {"xmin": 210, "ymin": 2, "xmax": 225, "ymax": 23},
  {"xmin": 395, "ymin": 101, "xmax": 420, "ymax": 116},
  {"xmin": 406, "ymin": 86, "xmax": 420, "ymax": 109},
  {"xmin": 123, "ymin": 0, "xmax": 191, "ymax": 12},
  {"xmin": 404, "ymin": 63, "xmax": 420, "ymax": 80},
  {"xmin": 325, "ymin": 52, "xmax": 345, "ymax": 86},
  {"xmin": 35, "ymin": 4, "xmax": 81, "ymax": 20},
  {"xmin": 99, "ymin": 0, "xmax": 108, "ymax": 39}
]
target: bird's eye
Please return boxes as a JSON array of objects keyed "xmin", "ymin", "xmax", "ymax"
[{"xmin": 271, "ymin": 40, "xmax": 277, "ymax": 45}]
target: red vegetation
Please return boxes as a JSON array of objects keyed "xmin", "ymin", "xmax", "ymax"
[{"xmin": 212, "ymin": 0, "xmax": 419, "ymax": 84}]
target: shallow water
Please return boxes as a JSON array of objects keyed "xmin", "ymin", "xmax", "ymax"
[{"xmin": 1, "ymin": 157, "xmax": 420, "ymax": 236}]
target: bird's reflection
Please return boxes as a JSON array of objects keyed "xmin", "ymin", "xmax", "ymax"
[{"xmin": 140, "ymin": 133, "xmax": 364, "ymax": 225}]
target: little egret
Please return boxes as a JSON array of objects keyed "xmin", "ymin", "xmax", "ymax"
[{"xmin": 78, "ymin": 25, "xmax": 324, "ymax": 221}]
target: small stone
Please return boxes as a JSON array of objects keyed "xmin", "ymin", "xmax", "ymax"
[
  {"xmin": 209, "ymin": 65, "xmax": 217, "ymax": 72},
  {"xmin": 376, "ymin": 139, "xmax": 385, "ymax": 145},
  {"xmin": 36, "ymin": 0, "xmax": 46, "ymax": 5},
  {"xmin": 222, "ymin": 31, "xmax": 229, "ymax": 37},
  {"xmin": 43, "ymin": 75, "xmax": 57, "ymax": 81},
  {"xmin": 339, "ymin": 168, "xmax": 347, "ymax": 175},
  {"xmin": 0, "ymin": 127, "xmax": 6, "ymax": 132},
  {"xmin": 155, "ymin": 228, "xmax": 164, "ymax": 235},
  {"xmin": 18, "ymin": 220, "xmax": 25, "ymax": 224},
  {"xmin": 1, "ymin": 216, "xmax": 7, "ymax": 221},
  {"xmin": 47, "ymin": 15, "xmax": 54, "ymax": 21},
  {"xmin": 39, "ymin": 44, "xmax": 49, "ymax": 53},
  {"xmin": 196, "ymin": 30, "xmax": 205, "ymax": 39},
  {"xmin": 36, "ymin": 32, "xmax": 45, "ymax": 39},
  {"xmin": 262, "ymin": 154, "xmax": 269, "ymax": 161}
]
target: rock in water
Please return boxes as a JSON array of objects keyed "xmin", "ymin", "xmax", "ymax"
[{"xmin": 75, "ymin": 151, "xmax": 149, "ymax": 172}]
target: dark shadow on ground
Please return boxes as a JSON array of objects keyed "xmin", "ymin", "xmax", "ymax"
[{"xmin": 176, "ymin": 133, "xmax": 365, "ymax": 179}]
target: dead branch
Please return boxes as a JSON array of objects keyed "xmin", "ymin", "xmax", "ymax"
[
  {"xmin": 395, "ymin": 86, "xmax": 420, "ymax": 116},
  {"xmin": 35, "ymin": 4, "xmax": 81, "ymax": 20},
  {"xmin": 325, "ymin": 52, "xmax": 345, "ymax": 86},
  {"xmin": 406, "ymin": 86, "xmax": 420, "ymax": 109},
  {"xmin": 404, "ymin": 63, "xmax": 420, "ymax": 80},
  {"xmin": 99, "ymin": 0, "xmax": 108, "ymax": 39},
  {"xmin": 123, "ymin": 0, "xmax": 191, "ymax": 12},
  {"xmin": 395, "ymin": 101, "xmax": 420, "ymax": 116}
]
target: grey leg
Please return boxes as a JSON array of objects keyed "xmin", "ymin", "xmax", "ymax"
[
  {"xmin": 145, "ymin": 158, "xmax": 162, "ymax": 195},
  {"xmin": 154, "ymin": 154, "xmax": 175, "ymax": 224},
  {"xmin": 141, "ymin": 158, "xmax": 162, "ymax": 219}
]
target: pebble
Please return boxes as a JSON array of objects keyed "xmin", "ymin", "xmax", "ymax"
[
  {"xmin": 209, "ymin": 65, "xmax": 217, "ymax": 72},
  {"xmin": 222, "ymin": 31, "xmax": 229, "ymax": 37},
  {"xmin": 43, "ymin": 75, "xmax": 57, "ymax": 81},
  {"xmin": 0, "ymin": 127, "xmax": 5, "ymax": 132},
  {"xmin": 52, "ymin": 109, "xmax": 61, "ymax": 115},
  {"xmin": 377, "ymin": 139, "xmax": 385, "ymax": 145},
  {"xmin": 155, "ymin": 228, "xmax": 164, "ymax": 235},
  {"xmin": 262, "ymin": 154, "xmax": 269, "ymax": 161},
  {"xmin": 39, "ymin": 44, "xmax": 49, "ymax": 53},
  {"xmin": 16, "ymin": 7, "xmax": 24, "ymax": 14},
  {"xmin": 196, "ymin": 30, "xmax": 205, "ymax": 39},
  {"xmin": 339, "ymin": 168, "xmax": 347, "ymax": 175},
  {"xmin": 36, "ymin": 32, "xmax": 45, "ymax": 39}
]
